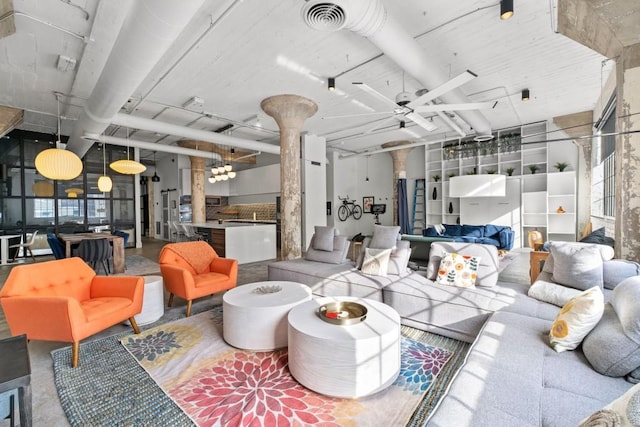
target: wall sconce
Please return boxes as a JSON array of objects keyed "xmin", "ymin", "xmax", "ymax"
[
  {"xmin": 522, "ymin": 89, "xmax": 530, "ymax": 102},
  {"xmin": 500, "ymin": 0, "xmax": 513, "ymax": 20}
]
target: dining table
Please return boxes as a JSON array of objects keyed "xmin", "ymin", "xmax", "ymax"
[{"xmin": 57, "ymin": 233, "xmax": 125, "ymax": 274}]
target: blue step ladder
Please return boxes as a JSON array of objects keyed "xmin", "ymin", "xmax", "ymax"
[{"xmin": 411, "ymin": 179, "xmax": 426, "ymax": 235}]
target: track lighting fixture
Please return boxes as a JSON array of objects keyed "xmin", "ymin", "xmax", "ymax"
[
  {"xmin": 151, "ymin": 151, "xmax": 160, "ymax": 182},
  {"xmin": 522, "ymin": 88, "xmax": 530, "ymax": 102},
  {"xmin": 500, "ymin": 0, "xmax": 513, "ymax": 20},
  {"xmin": 328, "ymin": 77, "xmax": 335, "ymax": 92},
  {"xmin": 399, "ymin": 121, "xmax": 406, "ymax": 129}
]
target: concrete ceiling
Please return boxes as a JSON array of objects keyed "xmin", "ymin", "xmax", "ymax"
[{"xmin": 0, "ymin": 0, "xmax": 635, "ymax": 165}]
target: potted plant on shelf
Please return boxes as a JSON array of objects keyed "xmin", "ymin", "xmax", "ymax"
[
  {"xmin": 447, "ymin": 172, "xmax": 456, "ymax": 179},
  {"xmin": 432, "ymin": 174, "xmax": 441, "ymax": 182},
  {"xmin": 554, "ymin": 162, "xmax": 569, "ymax": 172},
  {"xmin": 528, "ymin": 164, "xmax": 540, "ymax": 174},
  {"xmin": 486, "ymin": 169, "xmax": 497, "ymax": 174},
  {"xmin": 505, "ymin": 167, "xmax": 515, "ymax": 176}
]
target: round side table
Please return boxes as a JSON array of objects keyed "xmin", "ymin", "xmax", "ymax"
[
  {"xmin": 288, "ymin": 296, "xmax": 401, "ymax": 398},
  {"xmin": 126, "ymin": 275, "xmax": 164, "ymax": 326},
  {"xmin": 223, "ymin": 281, "xmax": 312, "ymax": 350}
]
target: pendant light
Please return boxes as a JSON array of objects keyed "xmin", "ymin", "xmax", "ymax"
[
  {"xmin": 34, "ymin": 94, "xmax": 83, "ymax": 180},
  {"xmin": 97, "ymin": 143, "xmax": 113, "ymax": 192},
  {"xmin": 224, "ymin": 147, "xmax": 233, "ymax": 172},
  {"xmin": 110, "ymin": 128, "xmax": 147, "ymax": 175},
  {"xmin": 151, "ymin": 151, "xmax": 160, "ymax": 182},
  {"xmin": 65, "ymin": 187, "xmax": 84, "ymax": 198},
  {"xmin": 365, "ymin": 156, "xmax": 370, "ymax": 182},
  {"xmin": 32, "ymin": 180, "xmax": 54, "ymax": 197}
]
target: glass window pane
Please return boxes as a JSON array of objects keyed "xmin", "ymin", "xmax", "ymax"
[
  {"xmin": 0, "ymin": 198, "xmax": 24, "ymax": 230},
  {"xmin": 113, "ymin": 199, "xmax": 134, "ymax": 224},
  {"xmin": 87, "ymin": 198, "xmax": 110, "ymax": 225},
  {"xmin": 25, "ymin": 198, "xmax": 55, "ymax": 227},
  {"xmin": 23, "ymin": 138, "xmax": 55, "ymax": 169},
  {"xmin": 111, "ymin": 174, "xmax": 134, "ymax": 198},
  {"xmin": 58, "ymin": 199, "xmax": 85, "ymax": 226}
]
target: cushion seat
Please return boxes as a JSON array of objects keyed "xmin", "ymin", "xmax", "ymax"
[
  {"xmin": 194, "ymin": 272, "xmax": 232, "ymax": 287},
  {"xmin": 81, "ymin": 297, "xmax": 135, "ymax": 322}
]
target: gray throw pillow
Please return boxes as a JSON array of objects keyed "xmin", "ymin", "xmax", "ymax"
[
  {"xmin": 305, "ymin": 235, "xmax": 349, "ymax": 264},
  {"xmin": 551, "ymin": 243, "xmax": 604, "ymax": 290},
  {"xmin": 583, "ymin": 277, "xmax": 640, "ymax": 377},
  {"xmin": 355, "ymin": 237, "xmax": 371, "ymax": 269},
  {"xmin": 603, "ymin": 259, "xmax": 640, "ymax": 290},
  {"xmin": 312, "ymin": 226, "xmax": 335, "ymax": 252},
  {"xmin": 369, "ymin": 225, "xmax": 400, "ymax": 249},
  {"xmin": 387, "ymin": 240, "xmax": 412, "ymax": 275}
]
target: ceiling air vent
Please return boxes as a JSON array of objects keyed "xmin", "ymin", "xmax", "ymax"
[{"xmin": 302, "ymin": 1, "xmax": 346, "ymax": 31}]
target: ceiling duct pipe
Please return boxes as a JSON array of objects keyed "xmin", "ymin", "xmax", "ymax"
[
  {"xmin": 66, "ymin": 0, "xmax": 207, "ymax": 157},
  {"xmin": 83, "ymin": 134, "xmax": 224, "ymax": 161},
  {"xmin": 301, "ymin": 0, "xmax": 492, "ymax": 136},
  {"xmin": 111, "ymin": 113, "xmax": 281, "ymax": 155}
]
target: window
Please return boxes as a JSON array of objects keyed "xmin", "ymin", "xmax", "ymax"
[{"xmin": 594, "ymin": 96, "xmax": 616, "ymax": 218}]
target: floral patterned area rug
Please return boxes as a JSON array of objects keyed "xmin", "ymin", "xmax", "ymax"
[{"xmin": 120, "ymin": 310, "xmax": 454, "ymax": 426}]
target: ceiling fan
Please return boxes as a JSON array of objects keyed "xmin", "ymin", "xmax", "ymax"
[{"xmin": 327, "ymin": 70, "xmax": 497, "ymax": 135}]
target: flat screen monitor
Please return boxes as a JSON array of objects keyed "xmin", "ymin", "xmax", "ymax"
[{"xmin": 372, "ymin": 204, "xmax": 386, "ymax": 214}]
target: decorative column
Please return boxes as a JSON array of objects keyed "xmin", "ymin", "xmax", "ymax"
[
  {"xmin": 381, "ymin": 141, "xmax": 413, "ymax": 226},
  {"xmin": 189, "ymin": 156, "xmax": 206, "ymax": 224},
  {"xmin": 261, "ymin": 94, "xmax": 318, "ymax": 260}
]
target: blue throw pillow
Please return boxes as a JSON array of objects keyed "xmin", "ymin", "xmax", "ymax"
[
  {"xmin": 444, "ymin": 224, "xmax": 462, "ymax": 236},
  {"xmin": 484, "ymin": 224, "xmax": 503, "ymax": 238},
  {"xmin": 461, "ymin": 225, "xmax": 484, "ymax": 238}
]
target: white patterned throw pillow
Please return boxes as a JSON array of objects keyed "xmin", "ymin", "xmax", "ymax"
[
  {"xmin": 549, "ymin": 286, "xmax": 604, "ymax": 353},
  {"xmin": 435, "ymin": 252, "xmax": 481, "ymax": 288},
  {"xmin": 361, "ymin": 248, "xmax": 392, "ymax": 276}
]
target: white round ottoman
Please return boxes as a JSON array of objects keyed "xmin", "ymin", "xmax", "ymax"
[
  {"xmin": 288, "ymin": 296, "xmax": 401, "ymax": 398},
  {"xmin": 223, "ymin": 281, "xmax": 312, "ymax": 350},
  {"xmin": 126, "ymin": 275, "xmax": 165, "ymax": 326}
]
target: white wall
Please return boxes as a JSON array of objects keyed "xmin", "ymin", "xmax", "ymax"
[
  {"xmin": 302, "ymin": 134, "xmax": 327, "ymax": 249},
  {"xmin": 330, "ymin": 151, "xmax": 394, "ymax": 237}
]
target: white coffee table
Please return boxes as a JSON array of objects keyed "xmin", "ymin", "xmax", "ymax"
[
  {"xmin": 126, "ymin": 275, "xmax": 164, "ymax": 326},
  {"xmin": 288, "ymin": 296, "xmax": 401, "ymax": 398},
  {"xmin": 223, "ymin": 281, "xmax": 312, "ymax": 350}
]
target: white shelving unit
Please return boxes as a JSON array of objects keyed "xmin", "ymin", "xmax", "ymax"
[{"xmin": 423, "ymin": 120, "xmax": 578, "ymax": 247}]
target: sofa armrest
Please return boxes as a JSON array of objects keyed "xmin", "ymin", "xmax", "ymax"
[
  {"xmin": 1, "ymin": 296, "xmax": 84, "ymax": 341},
  {"xmin": 90, "ymin": 276, "xmax": 143, "ymax": 301},
  {"xmin": 499, "ymin": 228, "xmax": 515, "ymax": 250},
  {"xmin": 210, "ymin": 257, "xmax": 238, "ymax": 281},
  {"xmin": 529, "ymin": 251, "xmax": 550, "ymax": 284},
  {"xmin": 161, "ymin": 264, "xmax": 195, "ymax": 297}
]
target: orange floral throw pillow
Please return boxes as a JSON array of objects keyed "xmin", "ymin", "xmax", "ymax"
[
  {"xmin": 549, "ymin": 286, "xmax": 604, "ymax": 353},
  {"xmin": 435, "ymin": 252, "xmax": 481, "ymax": 288}
]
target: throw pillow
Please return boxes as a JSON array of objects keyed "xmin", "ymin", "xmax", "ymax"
[
  {"xmin": 435, "ymin": 252, "xmax": 481, "ymax": 288},
  {"xmin": 528, "ymin": 279, "xmax": 582, "ymax": 307},
  {"xmin": 603, "ymin": 259, "xmax": 640, "ymax": 290},
  {"xmin": 580, "ymin": 227, "xmax": 615, "ymax": 248},
  {"xmin": 551, "ymin": 243, "xmax": 604, "ymax": 290},
  {"xmin": 386, "ymin": 240, "xmax": 412, "ymax": 275},
  {"xmin": 305, "ymin": 236, "xmax": 349, "ymax": 264},
  {"xmin": 583, "ymin": 276, "xmax": 640, "ymax": 377},
  {"xmin": 312, "ymin": 226, "xmax": 335, "ymax": 252},
  {"xmin": 369, "ymin": 225, "xmax": 400, "ymax": 249},
  {"xmin": 361, "ymin": 248, "xmax": 392, "ymax": 276},
  {"xmin": 549, "ymin": 286, "xmax": 604, "ymax": 353},
  {"xmin": 579, "ymin": 383, "xmax": 640, "ymax": 427}
]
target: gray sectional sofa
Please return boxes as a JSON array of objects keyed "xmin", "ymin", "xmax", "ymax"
[{"xmin": 268, "ymin": 239, "xmax": 639, "ymax": 426}]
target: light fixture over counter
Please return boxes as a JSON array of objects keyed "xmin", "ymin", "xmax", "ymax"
[
  {"xmin": 109, "ymin": 128, "xmax": 146, "ymax": 175},
  {"xmin": 500, "ymin": 0, "xmax": 513, "ymax": 20}
]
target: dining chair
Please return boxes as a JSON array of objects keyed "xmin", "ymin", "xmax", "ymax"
[
  {"xmin": 10, "ymin": 230, "xmax": 38, "ymax": 263},
  {"xmin": 77, "ymin": 238, "xmax": 112, "ymax": 275},
  {"xmin": 180, "ymin": 224, "xmax": 203, "ymax": 241},
  {"xmin": 168, "ymin": 221, "xmax": 184, "ymax": 242},
  {"xmin": 46, "ymin": 233, "xmax": 66, "ymax": 259}
]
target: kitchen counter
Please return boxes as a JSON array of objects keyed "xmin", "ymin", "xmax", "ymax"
[
  {"xmin": 192, "ymin": 222, "xmax": 276, "ymax": 264},
  {"xmin": 223, "ymin": 219, "xmax": 277, "ymax": 224}
]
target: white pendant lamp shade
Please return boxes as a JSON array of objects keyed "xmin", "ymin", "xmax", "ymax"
[
  {"xmin": 208, "ymin": 175, "xmax": 215, "ymax": 183},
  {"xmin": 98, "ymin": 175, "xmax": 113, "ymax": 192},
  {"xmin": 35, "ymin": 96, "xmax": 83, "ymax": 181},
  {"xmin": 224, "ymin": 163, "xmax": 232, "ymax": 172},
  {"xmin": 35, "ymin": 148, "xmax": 83, "ymax": 180},
  {"xmin": 217, "ymin": 166, "xmax": 226, "ymax": 174},
  {"xmin": 110, "ymin": 159, "xmax": 147, "ymax": 175},
  {"xmin": 221, "ymin": 174, "xmax": 229, "ymax": 181},
  {"xmin": 228, "ymin": 171, "xmax": 236, "ymax": 179},
  {"xmin": 211, "ymin": 167, "xmax": 219, "ymax": 175},
  {"xmin": 32, "ymin": 180, "xmax": 54, "ymax": 197}
]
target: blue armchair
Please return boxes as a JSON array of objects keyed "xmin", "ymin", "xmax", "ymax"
[{"xmin": 46, "ymin": 233, "xmax": 66, "ymax": 259}]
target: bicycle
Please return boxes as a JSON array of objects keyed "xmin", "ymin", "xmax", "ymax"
[{"xmin": 337, "ymin": 196, "xmax": 362, "ymax": 221}]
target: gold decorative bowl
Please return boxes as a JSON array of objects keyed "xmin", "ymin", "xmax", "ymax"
[{"xmin": 317, "ymin": 301, "xmax": 367, "ymax": 326}]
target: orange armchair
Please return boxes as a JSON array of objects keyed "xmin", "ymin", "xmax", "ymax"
[
  {"xmin": 0, "ymin": 257, "xmax": 143, "ymax": 367},
  {"xmin": 159, "ymin": 241, "xmax": 238, "ymax": 317}
]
